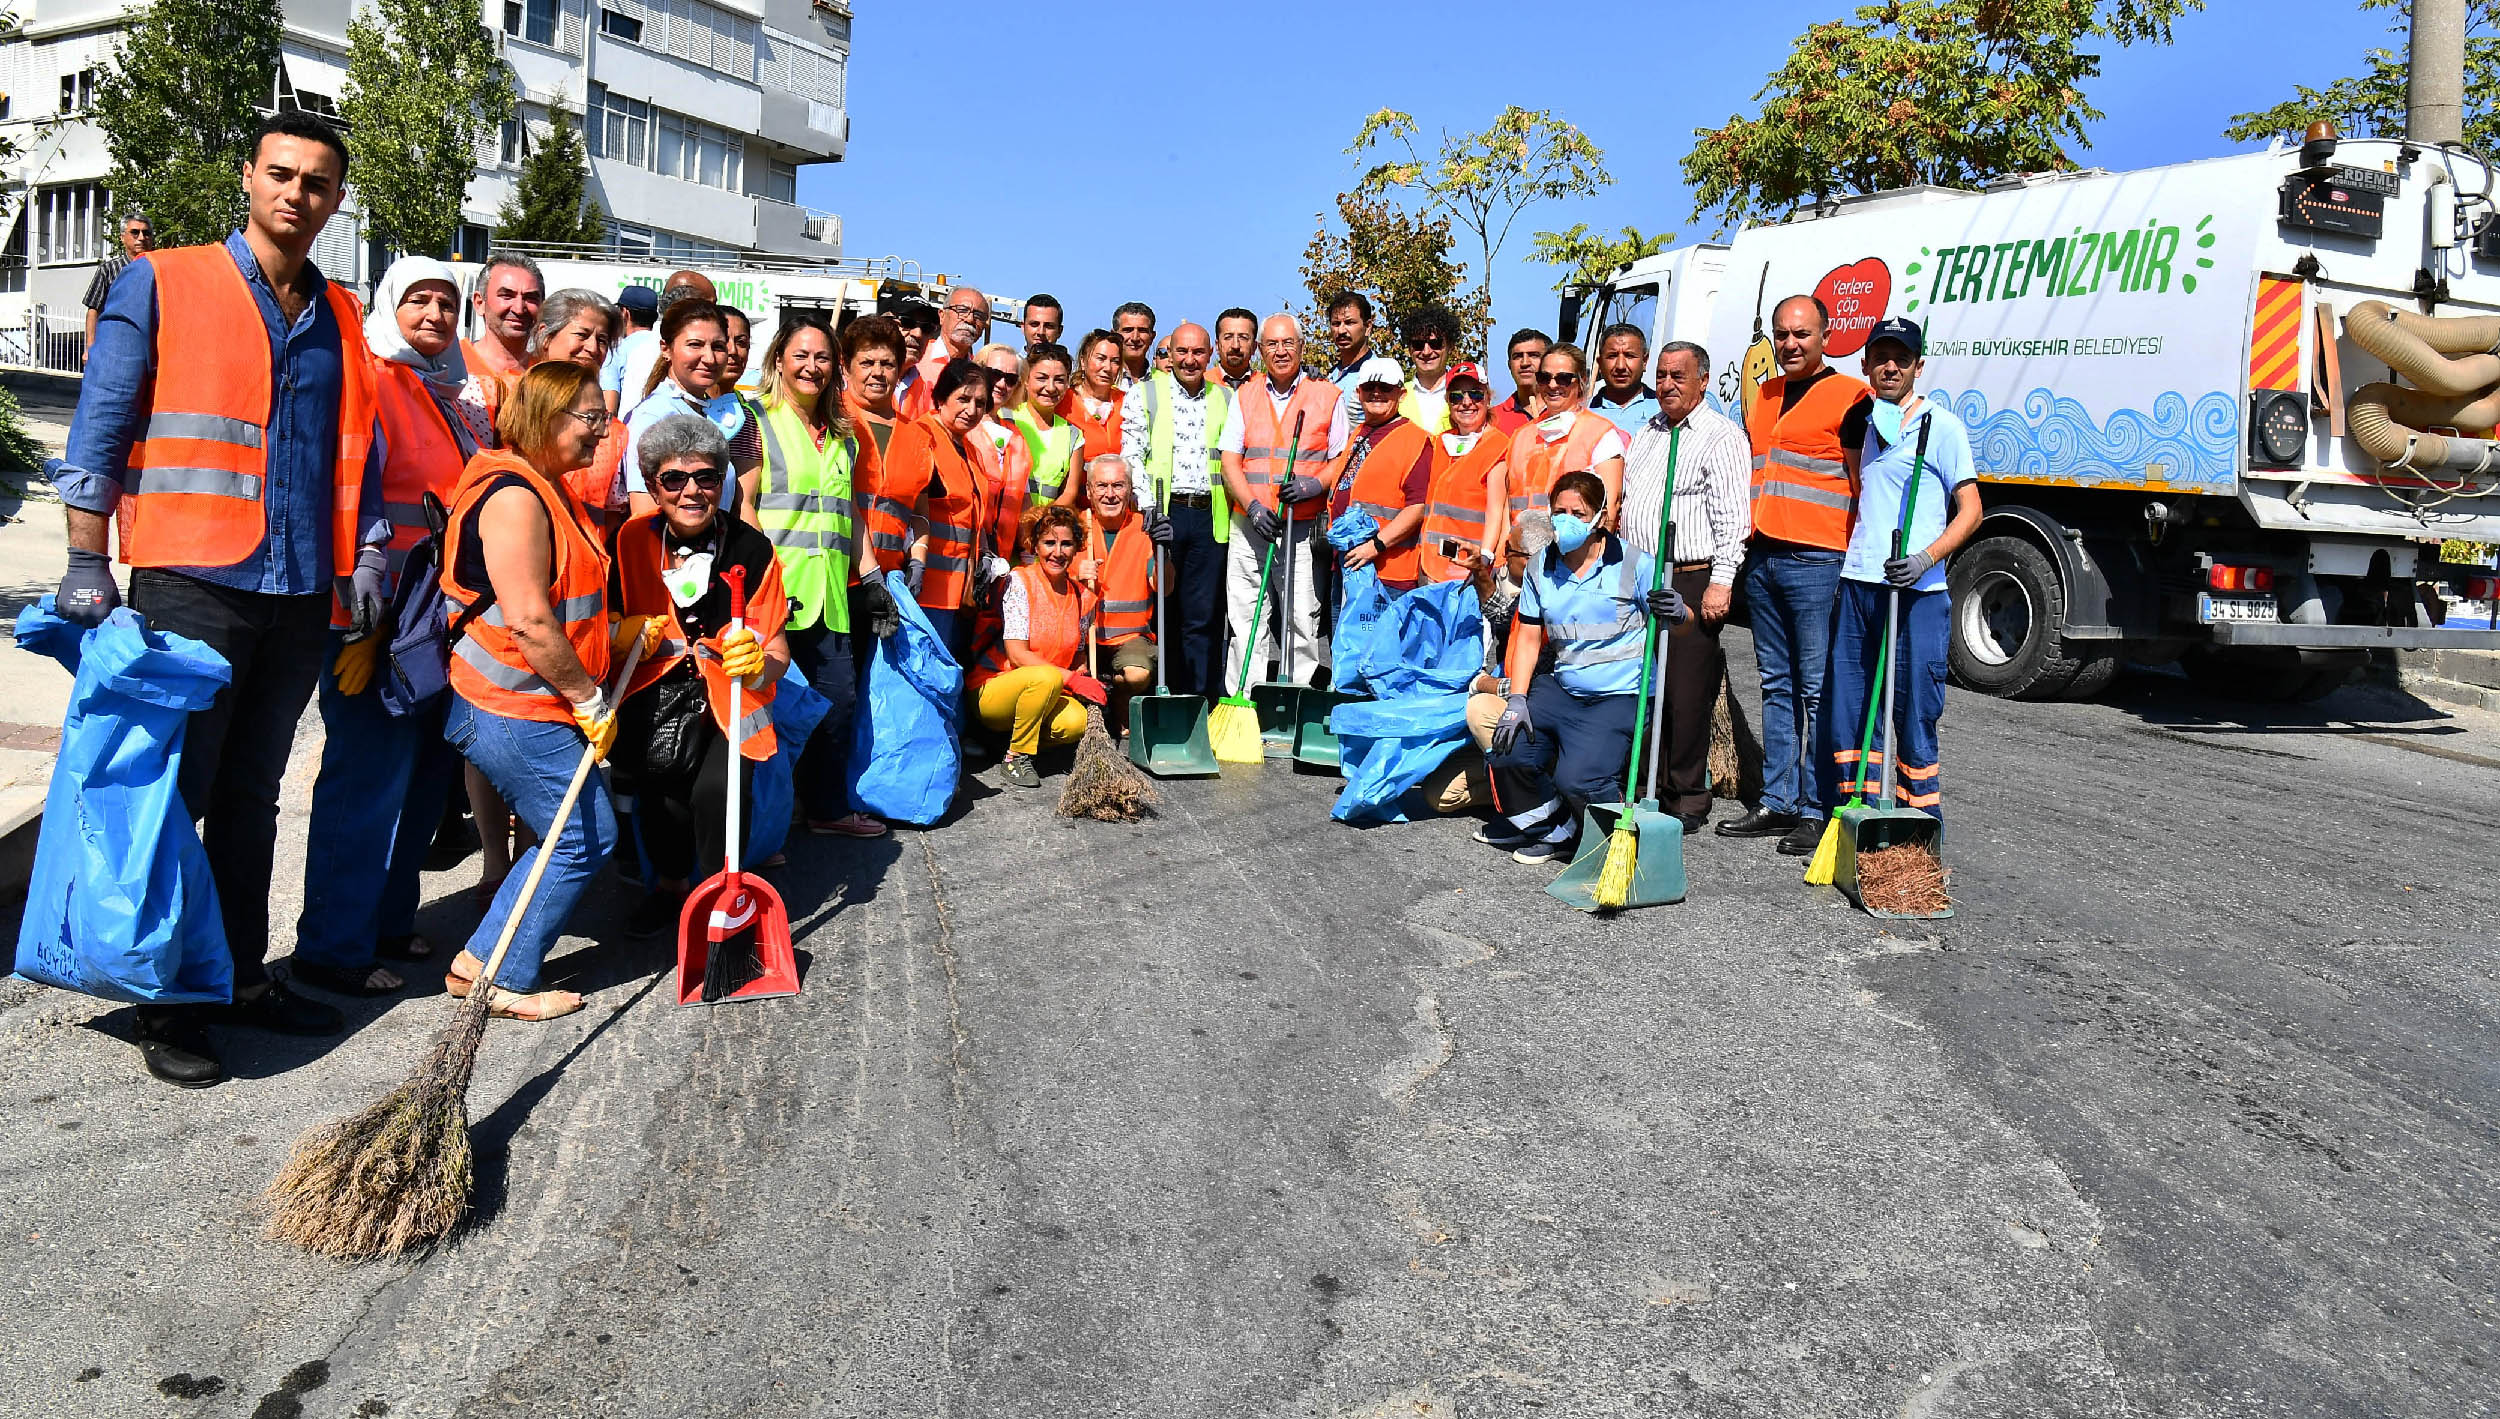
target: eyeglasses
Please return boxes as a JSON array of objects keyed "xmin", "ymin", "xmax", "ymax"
[
  {"xmin": 1447, "ymin": 388, "xmax": 1488, "ymax": 403},
  {"xmin": 567, "ymin": 407, "xmax": 613, "ymax": 432},
  {"xmin": 1407, "ymin": 335, "xmax": 1445, "ymax": 351},
  {"xmin": 1534, "ymin": 371, "xmax": 1583, "ymax": 387},
  {"xmin": 654, "ymin": 466, "xmax": 725, "ymax": 493},
  {"xmin": 945, "ymin": 304, "xmax": 986, "ymax": 320}
]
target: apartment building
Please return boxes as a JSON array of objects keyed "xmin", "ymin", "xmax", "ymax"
[{"xmin": 0, "ymin": 0, "xmax": 851, "ymax": 342}]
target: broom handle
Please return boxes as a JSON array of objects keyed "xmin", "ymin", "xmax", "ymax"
[
  {"xmin": 1844, "ymin": 412, "xmax": 1929, "ymax": 811},
  {"xmin": 1151, "ymin": 478, "xmax": 1169, "ymax": 695},
  {"xmin": 724, "ymin": 566, "xmax": 746, "ymax": 883},
  {"xmin": 1641, "ymin": 428, "xmax": 1681, "ymax": 805},
  {"xmin": 1279, "ymin": 412, "xmax": 1305, "ymax": 682},
  {"xmin": 1878, "ymin": 408, "xmax": 1931, "ymax": 809},
  {"xmin": 1615, "ymin": 426, "xmax": 1677, "ymax": 806},
  {"xmin": 474, "ymin": 634, "xmax": 647, "ymax": 990}
]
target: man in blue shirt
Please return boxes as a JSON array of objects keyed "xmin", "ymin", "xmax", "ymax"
[
  {"xmin": 1586, "ymin": 323, "xmax": 1661, "ymax": 441},
  {"xmin": 49, "ymin": 111, "xmax": 388, "ymax": 1088},
  {"xmin": 1479, "ymin": 470, "xmax": 1686, "ymax": 864},
  {"xmin": 1820, "ymin": 318, "xmax": 1983, "ymax": 829}
]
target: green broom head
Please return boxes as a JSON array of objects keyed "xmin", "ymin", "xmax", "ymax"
[{"xmin": 1592, "ymin": 821, "xmax": 1640, "ymax": 909}]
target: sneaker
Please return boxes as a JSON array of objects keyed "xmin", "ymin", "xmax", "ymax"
[
  {"xmin": 215, "ymin": 979, "xmax": 343, "ymax": 1037},
  {"xmin": 626, "ymin": 890, "xmax": 684, "ymax": 939},
  {"xmin": 133, "ymin": 1012, "xmax": 223, "ymax": 1089},
  {"xmin": 809, "ymin": 813, "xmax": 890, "ymax": 839},
  {"xmin": 1513, "ymin": 837, "xmax": 1573, "ymax": 866},
  {"xmin": 1715, "ymin": 806, "xmax": 1801, "ymax": 838},
  {"xmin": 1001, "ymin": 755, "xmax": 1042, "ymax": 789},
  {"xmin": 1776, "ymin": 818, "xmax": 1827, "ymax": 857},
  {"xmin": 1472, "ymin": 821, "xmax": 1527, "ymax": 849}
]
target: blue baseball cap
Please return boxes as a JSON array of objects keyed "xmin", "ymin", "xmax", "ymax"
[
  {"xmin": 1865, "ymin": 317, "xmax": 1923, "ymax": 358},
  {"xmin": 618, "ymin": 284, "xmax": 660, "ymax": 315}
]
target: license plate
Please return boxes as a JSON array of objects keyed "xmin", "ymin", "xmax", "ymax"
[{"xmin": 2199, "ymin": 593, "xmax": 2278, "ymax": 624}]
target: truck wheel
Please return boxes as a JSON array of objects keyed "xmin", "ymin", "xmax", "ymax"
[
  {"xmin": 1948, "ymin": 534, "xmax": 2087, "ymax": 699},
  {"xmin": 2182, "ymin": 648, "xmax": 2353, "ymax": 703},
  {"xmin": 2063, "ymin": 653, "xmax": 2122, "ymax": 699}
]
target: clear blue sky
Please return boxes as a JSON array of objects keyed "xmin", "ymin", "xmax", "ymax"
[{"xmin": 799, "ymin": 1, "xmax": 2397, "ymax": 354}]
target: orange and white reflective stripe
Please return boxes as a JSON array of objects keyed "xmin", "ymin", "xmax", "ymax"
[{"xmin": 2249, "ymin": 275, "xmax": 2304, "ymax": 393}]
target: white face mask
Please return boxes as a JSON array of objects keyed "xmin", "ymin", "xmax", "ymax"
[{"xmin": 663, "ymin": 552, "xmax": 713, "ymax": 607}]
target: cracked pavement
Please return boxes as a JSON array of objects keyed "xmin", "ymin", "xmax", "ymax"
[{"xmin": 0, "ymin": 638, "xmax": 2493, "ymax": 1417}]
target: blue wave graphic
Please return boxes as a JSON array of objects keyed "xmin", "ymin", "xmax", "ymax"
[{"xmin": 1940, "ymin": 388, "xmax": 2240, "ymax": 488}]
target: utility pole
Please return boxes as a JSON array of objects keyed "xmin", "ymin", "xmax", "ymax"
[{"xmin": 2408, "ymin": 0, "xmax": 2467, "ymax": 145}]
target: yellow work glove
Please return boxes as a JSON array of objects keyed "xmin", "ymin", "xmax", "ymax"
[
  {"xmin": 719, "ymin": 626, "xmax": 767, "ymax": 686},
  {"xmin": 611, "ymin": 613, "xmax": 665, "ymax": 661},
  {"xmin": 571, "ymin": 687, "xmax": 618, "ymax": 763},
  {"xmin": 333, "ymin": 635, "xmax": 382, "ymax": 696}
]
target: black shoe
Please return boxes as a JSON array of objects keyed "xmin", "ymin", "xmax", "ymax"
[
  {"xmin": 1715, "ymin": 806, "xmax": 1801, "ymax": 838},
  {"xmin": 133, "ymin": 1013, "xmax": 223, "ymax": 1089},
  {"xmin": 215, "ymin": 979, "xmax": 345, "ymax": 1037},
  {"xmin": 626, "ymin": 890, "xmax": 684, "ymax": 939},
  {"xmin": 1776, "ymin": 818, "xmax": 1827, "ymax": 856},
  {"xmin": 1677, "ymin": 811, "xmax": 1712, "ymax": 835},
  {"xmin": 1472, "ymin": 820, "xmax": 1527, "ymax": 849},
  {"xmin": 286, "ymin": 957, "xmax": 408, "ymax": 998}
]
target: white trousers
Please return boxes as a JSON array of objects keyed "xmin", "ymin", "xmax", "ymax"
[{"xmin": 1225, "ymin": 513, "xmax": 1324, "ymax": 694}]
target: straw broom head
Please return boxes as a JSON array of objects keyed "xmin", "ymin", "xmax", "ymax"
[{"xmin": 1057, "ymin": 703, "xmax": 1158, "ymax": 821}]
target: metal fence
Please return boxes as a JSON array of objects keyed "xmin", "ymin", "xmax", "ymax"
[{"xmin": 0, "ymin": 310, "xmax": 84, "ymax": 376}]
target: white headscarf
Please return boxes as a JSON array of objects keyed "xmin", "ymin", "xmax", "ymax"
[{"xmin": 364, "ymin": 256, "xmax": 470, "ymax": 397}]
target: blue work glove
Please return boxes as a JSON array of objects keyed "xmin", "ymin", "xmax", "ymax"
[
  {"xmin": 57, "ymin": 547, "xmax": 121, "ymax": 627},
  {"xmin": 1246, "ymin": 501, "xmax": 1284, "ymax": 542},
  {"xmin": 1143, "ymin": 510, "xmax": 1175, "ymax": 546},
  {"xmin": 1645, "ymin": 586, "xmax": 1690, "ymax": 624},
  {"xmin": 1884, "ymin": 550, "xmax": 1937, "ymax": 587},
  {"xmin": 1279, "ymin": 474, "xmax": 1327, "ymax": 506},
  {"xmin": 338, "ymin": 544, "xmax": 389, "ymax": 640},
  {"xmin": 1490, "ymin": 693, "xmax": 1532, "ymax": 754},
  {"xmin": 857, "ymin": 576, "xmax": 902, "ymax": 639}
]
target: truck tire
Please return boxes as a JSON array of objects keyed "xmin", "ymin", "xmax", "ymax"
[
  {"xmin": 2062, "ymin": 652, "xmax": 2122, "ymax": 699},
  {"xmin": 1947, "ymin": 534, "xmax": 2088, "ymax": 700}
]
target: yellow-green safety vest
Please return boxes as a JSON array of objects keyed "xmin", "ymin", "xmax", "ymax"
[
  {"xmin": 1009, "ymin": 406, "xmax": 1086, "ymax": 508},
  {"xmin": 1136, "ymin": 369, "xmax": 1234, "ymax": 541},
  {"xmin": 754, "ymin": 398, "xmax": 858, "ymax": 633}
]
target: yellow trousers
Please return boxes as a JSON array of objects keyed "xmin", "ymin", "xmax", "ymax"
[{"xmin": 975, "ymin": 665, "xmax": 1089, "ymax": 755}]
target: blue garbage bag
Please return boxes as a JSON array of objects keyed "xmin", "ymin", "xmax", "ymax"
[
  {"xmin": 1325, "ymin": 510, "xmax": 1392, "ymax": 694},
  {"xmin": 745, "ymin": 662, "xmax": 832, "ymax": 863},
  {"xmin": 1331, "ymin": 692, "xmax": 1473, "ymax": 825},
  {"xmin": 848, "ymin": 572, "xmax": 962, "ymax": 826},
  {"xmin": 1361, "ymin": 579, "xmax": 1484, "ymax": 699},
  {"xmin": 12, "ymin": 599, "xmax": 235, "ymax": 1004}
]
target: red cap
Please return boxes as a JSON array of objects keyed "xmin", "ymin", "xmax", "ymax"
[{"xmin": 1446, "ymin": 361, "xmax": 1490, "ymax": 389}]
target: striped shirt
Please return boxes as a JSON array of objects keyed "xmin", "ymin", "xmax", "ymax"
[{"xmin": 1619, "ymin": 401, "xmax": 1752, "ymax": 587}]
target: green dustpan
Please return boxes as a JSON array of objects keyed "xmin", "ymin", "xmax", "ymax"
[
  {"xmin": 1291, "ymin": 688, "xmax": 1360, "ymax": 771},
  {"xmin": 1546, "ymin": 800, "xmax": 1688, "ymax": 909},
  {"xmin": 1833, "ymin": 803, "xmax": 1950, "ymax": 918},
  {"xmin": 1128, "ymin": 486, "xmax": 1217, "ymax": 777},
  {"xmin": 1251, "ymin": 515, "xmax": 1306, "ymax": 755}
]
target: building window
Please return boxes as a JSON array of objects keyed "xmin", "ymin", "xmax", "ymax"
[
  {"xmin": 455, "ymin": 224, "xmax": 493, "ymax": 263},
  {"xmin": 587, "ymin": 84, "xmax": 649, "ymax": 167},
  {"xmin": 500, "ymin": 117, "xmax": 528, "ymax": 166},
  {"xmin": 764, "ymin": 159, "xmax": 796, "ymax": 204},
  {"xmin": 589, "ymin": 84, "xmax": 743, "ymax": 193},
  {"xmin": 58, "ymin": 69, "xmax": 95, "ymax": 114},
  {"xmin": 1, "ymin": 211, "xmax": 26, "ymax": 294},
  {"xmin": 600, "ymin": 8, "xmax": 643, "ymax": 42},
  {"xmin": 35, "ymin": 185, "xmax": 108, "ymax": 266},
  {"xmin": 503, "ymin": 0, "xmax": 557, "ymax": 46}
]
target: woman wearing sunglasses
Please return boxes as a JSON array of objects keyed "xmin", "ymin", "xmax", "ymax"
[
  {"xmin": 609, "ymin": 414, "xmax": 792, "ymax": 937},
  {"xmin": 1486, "ymin": 342, "xmax": 1627, "ymax": 560}
]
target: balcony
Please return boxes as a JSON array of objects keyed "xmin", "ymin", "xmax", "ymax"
[{"xmin": 755, "ymin": 198, "xmax": 838, "ymax": 258}]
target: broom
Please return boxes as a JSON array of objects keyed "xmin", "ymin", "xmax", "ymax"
[
  {"xmin": 1059, "ymin": 617, "xmax": 1156, "ymax": 820},
  {"xmin": 264, "ymin": 642, "xmax": 644, "ymax": 1261},
  {"xmin": 1208, "ymin": 410, "xmax": 1305, "ymax": 763},
  {"xmin": 1594, "ymin": 426, "xmax": 1680, "ymax": 909},
  {"xmin": 1806, "ymin": 413, "xmax": 1931, "ymax": 885}
]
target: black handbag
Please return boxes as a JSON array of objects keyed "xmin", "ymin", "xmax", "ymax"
[{"xmin": 628, "ymin": 658, "xmax": 712, "ymax": 780}]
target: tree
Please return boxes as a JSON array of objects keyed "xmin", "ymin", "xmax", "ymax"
[
  {"xmin": 1349, "ymin": 106, "xmax": 1611, "ymax": 347},
  {"xmin": 1299, "ymin": 192, "xmax": 1493, "ymax": 362},
  {"xmin": 1529, "ymin": 223, "xmax": 1675, "ymax": 293},
  {"xmin": 2225, "ymin": 0, "xmax": 2500, "ymax": 152},
  {"xmin": 92, "ymin": 0, "xmax": 284, "ymax": 246},
  {"xmin": 1682, "ymin": 0, "xmax": 2203, "ymax": 234},
  {"xmin": 494, "ymin": 108, "xmax": 608, "ymax": 247},
  {"xmin": 343, "ymin": 0, "xmax": 514, "ymax": 257}
]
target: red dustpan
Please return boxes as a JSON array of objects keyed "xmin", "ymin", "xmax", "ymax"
[{"xmin": 676, "ymin": 565, "xmax": 801, "ymax": 1006}]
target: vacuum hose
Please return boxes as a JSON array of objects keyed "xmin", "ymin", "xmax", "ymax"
[{"xmin": 2343, "ymin": 299, "xmax": 2500, "ymax": 474}]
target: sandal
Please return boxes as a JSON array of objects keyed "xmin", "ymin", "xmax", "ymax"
[
  {"xmin": 443, "ymin": 957, "xmax": 582, "ymax": 1021},
  {"xmin": 287, "ymin": 959, "xmax": 406, "ymax": 997},
  {"xmin": 471, "ymin": 876, "xmax": 507, "ymax": 909},
  {"xmin": 379, "ymin": 933, "xmax": 434, "ymax": 962}
]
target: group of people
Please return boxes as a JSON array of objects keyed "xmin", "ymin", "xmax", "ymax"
[{"xmin": 43, "ymin": 110, "xmax": 1983, "ymax": 1091}]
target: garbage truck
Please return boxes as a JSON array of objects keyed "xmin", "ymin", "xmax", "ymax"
[{"xmin": 1561, "ymin": 132, "xmax": 2500, "ymax": 700}]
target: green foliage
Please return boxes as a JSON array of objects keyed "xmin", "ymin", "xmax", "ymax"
[
  {"xmin": 494, "ymin": 107, "xmax": 608, "ymax": 248},
  {"xmin": 1682, "ymin": 0, "xmax": 2202, "ymax": 234},
  {"xmin": 2224, "ymin": 0, "xmax": 2500, "ymax": 152},
  {"xmin": 1350, "ymin": 106, "xmax": 1611, "ymax": 345},
  {"xmin": 92, "ymin": 0, "xmax": 283, "ymax": 246},
  {"xmin": 0, "ymin": 384, "xmax": 42, "ymax": 475},
  {"xmin": 343, "ymin": 0, "xmax": 515, "ymax": 256},
  {"xmin": 1529, "ymin": 223, "xmax": 1675, "ymax": 292},
  {"xmin": 1299, "ymin": 192, "xmax": 1493, "ymax": 364}
]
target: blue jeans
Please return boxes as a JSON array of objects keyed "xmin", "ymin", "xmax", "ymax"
[
  {"xmin": 444, "ymin": 697, "xmax": 617, "ymax": 992},
  {"xmin": 1485, "ymin": 677, "xmax": 1640, "ymax": 843},
  {"xmin": 295, "ymin": 634, "xmax": 462, "ymax": 969},
  {"xmin": 786, "ymin": 621, "xmax": 860, "ymax": 821},
  {"xmin": 1743, "ymin": 544, "xmax": 1843, "ymax": 816},
  {"xmin": 1819, "ymin": 578, "xmax": 1948, "ymax": 826}
]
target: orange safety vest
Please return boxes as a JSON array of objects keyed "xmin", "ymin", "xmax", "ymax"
[
  {"xmin": 439, "ymin": 450, "xmax": 611, "ymax": 724},
  {"xmin": 610, "ymin": 513, "xmax": 784, "ymax": 761},
  {"xmin": 1336, "ymin": 420, "xmax": 1436, "ymax": 585},
  {"xmin": 348, "ymin": 359, "xmax": 469, "ymax": 628},
  {"xmin": 1504, "ymin": 410, "xmax": 1615, "ymax": 516},
  {"xmin": 971, "ymin": 562, "xmax": 1094, "ymax": 688},
  {"xmin": 897, "ymin": 349, "xmax": 950, "ymax": 421},
  {"xmin": 973, "ymin": 420, "xmax": 1030, "ymax": 555},
  {"xmin": 1060, "ymin": 388, "xmax": 1125, "ymax": 469},
  {"xmin": 1234, "ymin": 374, "xmax": 1341, "ymax": 522},
  {"xmin": 872, "ymin": 415, "xmax": 999, "ymax": 611},
  {"xmin": 1744, "ymin": 371, "xmax": 1868, "ymax": 551},
  {"xmin": 462, "ymin": 339, "xmax": 526, "ymax": 424},
  {"xmin": 1082, "ymin": 509, "xmax": 1157, "ymax": 644},
  {"xmin": 1419, "ymin": 430, "xmax": 1507, "ymax": 583},
  {"xmin": 572, "ymin": 421, "xmax": 626, "ymax": 519},
  {"xmin": 117, "ymin": 244, "xmax": 376, "ymax": 575}
]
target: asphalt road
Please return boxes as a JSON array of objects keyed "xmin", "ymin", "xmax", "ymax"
[{"xmin": 0, "ymin": 639, "xmax": 2492, "ymax": 1418}]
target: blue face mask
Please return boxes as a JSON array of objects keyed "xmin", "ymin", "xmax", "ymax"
[
  {"xmin": 1871, "ymin": 397, "xmax": 1906, "ymax": 446},
  {"xmin": 1550, "ymin": 513, "xmax": 1594, "ymax": 555}
]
